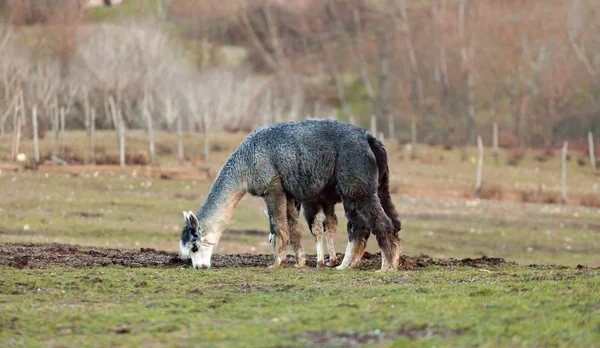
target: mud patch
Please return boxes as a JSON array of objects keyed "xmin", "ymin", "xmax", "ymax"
[
  {"xmin": 295, "ymin": 324, "xmax": 468, "ymax": 346},
  {"xmin": 0, "ymin": 242, "xmax": 518, "ymax": 270}
]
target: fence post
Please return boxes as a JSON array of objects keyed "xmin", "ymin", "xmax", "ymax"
[
  {"xmin": 59, "ymin": 106, "xmax": 65, "ymax": 156},
  {"xmin": 493, "ymin": 122, "xmax": 499, "ymax": 164},
  {"xmin": 475, "ymin": 135, "xmax": 484, "ymax": 198},
  {"xmin": 589, "ymin": 131, "xmax": 596, "ymax": 171},
  {"xmin": 32, "ymin": 105, "xmax": 39, "ymax": 170},
  {"xmin": 561, "ymin": 141, "xmax": 568, "ymax": 205},
  {"xmin": 411, "ymin": 117, "xmax": 417, "ymax": 145},
  {"xmin": 89, "ymin": 109, "xmax": 96, "ymax": 164},
  {"xmin": 370, "ymin": 114, "xmax": 377, "ymax": 136}
]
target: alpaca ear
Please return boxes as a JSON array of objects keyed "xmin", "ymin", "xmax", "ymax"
[
  {"xmin": 183, "ymin": 211, "xmax": 190, "ymax": 222},
  {"xmin": 263, "ymin": 209, "xmax": 269, "ymax": 219},
  {"xmin": 188, "ymin": 211, "xmax": 199, "ymax": 229}
]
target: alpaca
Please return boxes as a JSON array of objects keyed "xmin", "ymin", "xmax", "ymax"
[
  {"xmin": 179, "ymin": 119, "xmax": 402, "ymax": 272},
  {"xmin": 264, "ymin": 199, "xmax": 339, "ymax": 268}
]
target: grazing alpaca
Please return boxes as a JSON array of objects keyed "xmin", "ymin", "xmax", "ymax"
[
  {"xmin": 264, "ymin": 199, "xmax": 339, "ymax": 268},
  {"xmin": 179, "ymin": 119, "xmax": 402, "ymax": 272}
]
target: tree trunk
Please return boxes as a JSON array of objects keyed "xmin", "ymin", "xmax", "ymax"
[
  {"xmin": 589, "ymin": 131, "xmax": 596, "ymax": 171},
  {"xmin": 475, "ymin": 135, "xmax": 484, "ymax": 198},
  {"xmin": 561, "ymin": 141, "xmax": 568, "ymax": 205},
  {"xmin": 398, "ymin": 0, "xmax": 424, "ymax": 108},
  {"xmin": 32, "ymin": 105, "xmax": 39, "ymax": 170},
  {"xmin": 375, "ymin": 33, "xmax": 390, "ymax": 135},
  {"xmin": 459, "ymin": 0, "xmax": 476, "ymax": 145}
]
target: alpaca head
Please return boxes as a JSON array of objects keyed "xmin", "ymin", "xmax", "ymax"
[{"xmin": 179, "ymin": 211, "xmax": 213, "ymax": 269}]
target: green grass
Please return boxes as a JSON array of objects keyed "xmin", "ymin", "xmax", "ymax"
[
  {"xmin": 85, "ymin": 0, "xmax": 162, "ymax": 22},
  {"xmin": 1, "ymin": 264, "xmax": 598, "ymax": 347}
]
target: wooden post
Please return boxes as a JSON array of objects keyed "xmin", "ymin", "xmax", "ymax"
[
  {"xmin": 493, "ymin": 122, "xmax": 499, "ymax": 164},
  {"xmin": 475, "ymin": 135, "xmax": 484, "ymax": 198},
  {"xmin": 10, "ymin": 92, "xmax": 20, "ymax": 161},
  {"xmin": 349, "ymin": 114, "xmax": 355, "ymax": 125},
  {"xmin": 589, "ymin": 131, "xmax": 596, "ymax": 171},
  {"xmin": 176, "ymin": 113, "xmax": 184, "ymax": 164},
  {"xmin": 59, "ymin": 106, "xmax": 65, "ymax": 156},
  {"xmin": 370, "ymin": 114, "xmax": 377, "ymax": 136},
  {"xmin": 89, "ymin": 108, "xmax": 95, "ymax": 164},
  {"xmin": 143, "ymin": 97, "xmax": 155, "ymax": 165},
  {"xmin": 32, "ymin": 105, "xmax": 39, "ymax": 170},
  {"xmin": 108, "ymin": 96, "xmax": 125, "ymax": 171},
  {"xmin": 202, "ymin": 109, "xmax": 210, "ymax": 179},
  {"xmin": 561, "ymin": 141, "xmax": 568, "ymax": 205},
  {"xmin": 313, "ymin": 100, "xmax": 320, "ymax": 119},
  {"xmin": 388, "ymin": 113, "xmax": 395, "ymax": 140},
  {"xmin": 411, "ymin": 117, "xmax": 417, "ymax": 145},
  {"xmin": 119, "ymin": 116, "xmax": 125, "ymax": 171}
]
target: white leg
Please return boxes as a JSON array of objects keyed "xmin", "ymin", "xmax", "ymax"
[
  {"xmin": 316, "ymin": 234, "xmax": 324, "ymax": 268},
  {"xmin": 336, "ymin": 241, "xmax": 354, "ymax": 270},
  {"xmin": 312, "ymin": 211, "xmax": 326, "ymax": 268},
  {"xmin": 324, "ymin": 215, "xmax": 338, "ymax": 267}
]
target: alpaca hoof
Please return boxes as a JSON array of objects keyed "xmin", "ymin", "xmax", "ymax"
[
  {"xmin": 316, "ymin": 260, "xmax": 325, "ymax": 268},
  {"xmin": 335, "ymin": 264, "xmax": 348, "ymax": 270},
  {"xmin": 294, "ymin": 263, "xmax": 306, "ymax": 269},
  {"xmin": 325, "ymin": 258, "xmax": 338, "ymax": 267}
]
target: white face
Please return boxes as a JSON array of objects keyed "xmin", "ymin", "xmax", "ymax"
[
  {"xmin": 189, "ymin": 243, "xmax": 214, "ymax": 269},
  {"xmin": 180, "ymin": 210, "xmax": 214, "ymax": 269}
]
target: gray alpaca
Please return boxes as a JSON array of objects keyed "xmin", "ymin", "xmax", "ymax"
[
  {"xmin": 264, "ymin": 199, "xmax": 339, "ymax": 268},
  {"xmin": 179, "ymin": 119, "xmax": 402, "ymax": 272}
]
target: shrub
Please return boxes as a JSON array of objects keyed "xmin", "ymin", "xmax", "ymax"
[
  {"xmin": 540, "ymin": 192, "xmax": 560, "ymax": 204},
  {"xmin": 498, "ymin": 132, "xmax": 518, "ymax": 149},
  {"xmin": 157, "ymin": 143, "xmax": 173, "ymax": 155},
  {"xmin": 519, "ymin": 190, "xmax": 537, "ymax": 203},
  {"xmin": 507, "ymin": 148, "xmax": 526, "ymax": 166},
  {"xmin": 580, "ymin": 194, "xmax": 600, "ymax": 208},
  {"xmin": 479, "ymin": 184, "xmax": 504, "ymax": 200}
]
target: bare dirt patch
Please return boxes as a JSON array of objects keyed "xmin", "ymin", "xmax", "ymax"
[{"xmin": 0, "ymin": 242, "xmax": 520, "ymax": 270}]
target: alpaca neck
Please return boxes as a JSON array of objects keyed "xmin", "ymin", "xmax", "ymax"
[{"xmin": 196, "ymin": 157, "xmax": 246, "ymax": 246}]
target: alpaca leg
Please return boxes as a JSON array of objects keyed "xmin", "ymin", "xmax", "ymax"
[
  {"xmin": 312, "ymin": 210, "xmax": 326, "ymax": 268},
  {"xmin": 264, "ymin": 194, "xmax": 289, "ymax": 268},
  {"xmin": 287, "ymin": 198, "xmax": 306, "ymax": 268},
  {"xmin": 323, "ymin": 205, "xmax": 338, "ymax": 267},
  {"xmin": 339, "ymin": 194, "xmax": 399, "ymax": 272},
  {"xmin": 349, "ymin": 235, "xmax": 369, "ymax": 269},
  {"xmin": 336, "ymin": 220, "xmax": 367, "ymax": 270}
]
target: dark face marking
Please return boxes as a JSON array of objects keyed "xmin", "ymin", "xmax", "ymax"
[{"xmin": 191, "ymin": 244, "xmax": 199, "ymax": 253}]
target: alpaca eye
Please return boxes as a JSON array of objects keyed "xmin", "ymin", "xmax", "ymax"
[{"xmin": 191, "ymin": 244, "xmax": 199, "ymax": 253}]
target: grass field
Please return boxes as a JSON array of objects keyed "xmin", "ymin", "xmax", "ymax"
[{"xmin": 1, "ymin": 131, "xmax": 599, "ymax": 346}]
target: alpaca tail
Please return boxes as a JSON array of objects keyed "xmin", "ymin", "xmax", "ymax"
[{"xmin": 366, "ymin": 133, "xmax": 401, "ymax": 233}]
